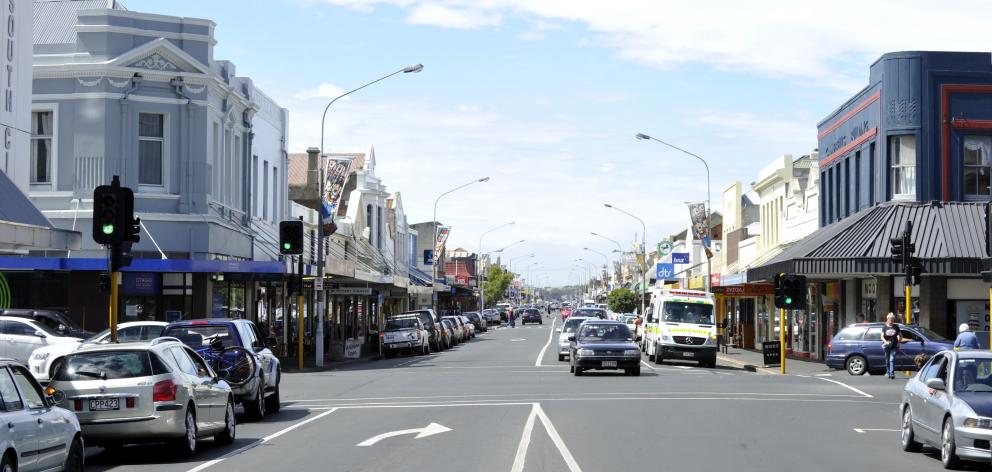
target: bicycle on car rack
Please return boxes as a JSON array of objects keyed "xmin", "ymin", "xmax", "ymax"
[{"xmin": 196, "ymin": 339, "xmax": 257, "ymax": 387}]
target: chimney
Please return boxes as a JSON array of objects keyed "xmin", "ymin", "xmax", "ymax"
[{"xmin": 306, "ymin": 147, "xmax": 320, "ymax": 190}]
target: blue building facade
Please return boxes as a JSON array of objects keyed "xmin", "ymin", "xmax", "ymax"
[{"xmin": 818, "ymin": 51, "xmax": 992, "ymax": 226}]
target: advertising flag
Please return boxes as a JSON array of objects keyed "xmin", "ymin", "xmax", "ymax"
[
  {"xmin": 322, "ymin": 156, "xmax": 355, "ymax": 225},
  {"xmin": 687, "ymin": 202, "xmax": 713, "ymax": 259},
  {"xmin": 434, "ymin": 226, "xmax": 451, "ymax": 265}
]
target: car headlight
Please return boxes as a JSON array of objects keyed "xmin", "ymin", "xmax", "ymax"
[
  {"xmin": 661, "ymin": 335, "xmax": 672, "ymax": 342},
  {"xmin": 623, "ymin": 349, "xmax": 639, "ymax": 357},
  {"xmin": 407, "ymin": 332, "xmax": 417, "ymax": 340},
  {"xmin": 704, "ymin": 335, "xmax": 717, "ymax": 345},
  {"xmin": 577, "ymin": 349, "xmax": 594, "ymax": 356},
  {"xmin": 32, "ymin": 352, "xmax": 50, "ymax": 361},
  {"xmin": 963, "ymin": 417, "xmax": 992, "ymax": 429}
]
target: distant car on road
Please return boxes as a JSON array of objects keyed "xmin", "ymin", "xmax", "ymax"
[
  {"xmin": 439, "ymin": 319, "xmax": 458, "ymax": 347},
  {"xmin": 521, "ymin": 308, "xmax": 543, "ymax": 325},
  {"xmin": 568, "ymin": 320, "xmax": 641, "ymax": 376},
  {"xmin": 382, "ymin": 315, "xmax": 430, "ymax": 357},
  {"xmin": 571, "ymin": 308, "xmax": 607, "ymax": 320},
  {"xmin": 29, "ymin": 321, "xmax": 167, "ymax": 383},
  {"xmin": 463, "ymin": 312, "xmax": 487, "ymax": 332},
  {"xmin": 900, "ymin": 350, "xmax": 992, "ymax": 468},
  {"xmin": 561, "ymin": 308, "xmax": 573, "ymax": 320},
  {"xmin": 0, "ymin": 316, "xmax": 83, "ymax": 365},
  {"xmin": 826, "ymin": 323, "xmax": 953, "ymax": 376},
  {"xmin": 0, "ymin": 358, "xmax": 83, "ymax": 472},
  {"xmin": 49, "ymin": 339, "xmax": 236, "ymax": 457},
  {"xmin": 557, "ymin": 316, "xmax": 591, "ymax": 361},
  {"xmin": 162, "ymin": 319, "xmax": 281, "ymax": 420},
  {"xmin": 0, "ymin": 308, "xmax": 94, "ymax": 339}
]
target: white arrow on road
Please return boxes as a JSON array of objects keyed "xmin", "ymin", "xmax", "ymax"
[{"xmin": 356, "ymin": 423, "xmax": 452, "ymax": 447}]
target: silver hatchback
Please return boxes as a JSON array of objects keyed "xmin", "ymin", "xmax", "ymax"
[{"xmin": 48, "ymin": 338, "xmax": 236, "ymax": 458}]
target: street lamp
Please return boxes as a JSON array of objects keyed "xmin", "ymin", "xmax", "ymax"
[
  {"xmin": 604, "ymin": 203, "xmax": 647, "ymax": 318},
  {"xmin": 507, "ymin": 253, "xmax": 534, "ymax": 272},
  {"xmin": 314, "ymin": 63, "xmax": 423, "ymax": 367},
  {"xmin": 636, "ymin": 132, "xmax": 712, "ymax": 292},
  {"xmin": 432, "ymin": 176, "xmax": 490, "ymax": 314},
  {"xmin": 591, "ymin": 232, "xmax": 624, "ymax": 284},
  {"xmin": 478, "ymin": 221, "xmax": 515, "ymax": 312},
  {"xmin": 493, "ymin": 239, "xmax": 525, "ymax": 260},
  {"xmin": 583, "ymin": 247, "xmax": 610, "ymax": 292}
]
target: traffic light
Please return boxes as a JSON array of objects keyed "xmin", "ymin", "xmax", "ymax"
[
  {"xmin": 92, "ymin": 176, "xmax": 136, "ymax": 245},
  {"xmin": 110, "ymin": 241, "xmax": 134, "ymax": 271},
  {"xmin": 774, "ymin": 273, "xmax": 786, "ymax": 308},
  {"xmin": 890, "ymin": 236, "xmax": 904, "ymax": 265},
  {"xmin": 908, "ymin": 259, "xmax": 925, "ymax": 286},
  {"xmin": 98, "ymin": 272, "xmax": 111, "ymax": 293},
  {"xmin": 279, "ymin": 220, "xmax": 304, "ymax": 255},
  {"xmin": 129, "ymin": 216, "xmax": 141, "ymax": 243},
  {"xmin": 783, "ymin": 275, "xmax": 807, "ymax": 310}
]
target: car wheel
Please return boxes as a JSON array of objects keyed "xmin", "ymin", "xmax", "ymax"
[
  {"xmin": 265, "ymin": 375, "xmax": 281, "ymax": 413},
  {"xmin": 941, "ymin": 416, "xmax": 960, "ymax": 469},
  {"xmin": 558, "ymin": 354, "xmax": 565, "ymax": 362},
  {"xmin": 648, "ymin": 343, "xmax": 657, "ymax": 362},
  {"xmin": 574, "ymin": 367, "xmax": 583, "ymax": 376},
  {"xmin": 243, "ymin": 381, "xmax": 266, "ymax": 420},
  {"xmin": 901, "ymin": 407, "xmax": 922, "ymax": 452},
  {"xmin": 64, "ymin": 437, "xmax": 84, "ymax": 472},
  {"xmin": 1, "ymin": 451, "xmax": 14, "ymax": 472},
  {"xmin": 632, "ymin": 366, "xmax": 641, "ymax": 377},
  {"xmin": 422, "ymin": 343, "xmax": 430, "ymax": 356},
  {"xmin": 215, "ymin": 399, "xmax": 237, "ymax": 445},
  {"xmin": 846, "ymin": 355, "xmax": 867, "ymax": 376},
  {"xmin": 173, "ymin": 407, "xmax": 198, "ymax": 459}
]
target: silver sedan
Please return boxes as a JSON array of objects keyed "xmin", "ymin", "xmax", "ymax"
[{"xmin": 901, "ymin": 349, "xmax": 992, "ymax": 468}]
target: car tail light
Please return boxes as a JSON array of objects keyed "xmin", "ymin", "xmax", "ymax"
[
  {"xmin": 153, "ymin": 379, "xmax": 177, "ymax": 402},
  {"xmin": 827, "ymin": 343, "xmax": 832, "ymax": 354},
  {"xmin": 190, "ymin": 321, "xmax": 209, "ymax": 326},
  {"xmin": 73, "ymin": 399, "xmax": 83, "ymax": 411},
  {"xmin": 380, "ymin": 332, "xmax": 385, "ymax": 341},
  {"xmin": 126, "ymin": 397, "xmax": 135, "ymax": 408}
]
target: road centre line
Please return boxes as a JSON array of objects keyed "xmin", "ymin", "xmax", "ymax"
[
  {"xmin": 510, "ymin": 404, "xmax": 539, "ymax": 472},
  {"xmin": 816, "ymin": 376, "xmax": 874, "ymax": 398},
  {"xmin": 853, "ymin": 428, "xmax": 900, "ymax": 433},
  {"xmin": 185, "ymin": 407, "xmax": 339, "ymax": 472},
  {"xmin": 640, "ymin": 360, "xmax": 657, "ymax": 370},
  {"xmin": 285, "ymin": 396, "xmax": 894, "ymax": 410},
  {"xmin": 535, "ymin": 317, "xmax": 557, "ymax": 367},
  {"xmin": 285, "ymin": 390, "xmax": 865, "ymax": 403},
  {"xmin": 535, "ymin": 403, "xmax": 583, "ymax": 472}
]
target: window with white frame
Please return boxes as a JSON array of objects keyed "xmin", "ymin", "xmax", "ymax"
[
  {"xmin": 30, "ymin": 111, "xmax": 53, "ymax": 183},
  {"xmin": 889, "ymin": 135, "xmax": 916, "ymax": 198},
  {"xmin": 138, "ymin": 113, "xmax": 165, "ymax": 186},
  {"xmin": 964, "ymin": 136, "xmax": 992, "ymax": 197}
]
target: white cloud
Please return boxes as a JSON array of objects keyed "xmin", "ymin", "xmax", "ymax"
[
  {"xmin": 309, "ymin": 0, "xmax": 992, "ymax": 92},
  {"xmin": 515, "ymin": 31, "xmax": 547, "ymax": 41},
  {"xmin": 292, "ymin": 82, "xmax": 350, "ymax": 100}
]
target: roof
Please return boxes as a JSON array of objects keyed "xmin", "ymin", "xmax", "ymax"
[
  {"xmin": 33, "ymin": 0, "xmax": 125, "ymax": 46},
  {"xmin": 287, "ymin": 153, "xmax": 308, "ymax": 186},
  {"xmin": 748, "ymin": 201, "xmax": 989, "ymax": 281},
  {"xmin": 0, "ymin": 171, "xmax": 50, "ymax": 227}
]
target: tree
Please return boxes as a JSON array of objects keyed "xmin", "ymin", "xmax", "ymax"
[
  {"xmin": 607, "ymin": 288, "xmax": 637, "ymax": 314},
  {"xmin": 482, "ymin": 265, "xmax": 514, "ymax": 308}
]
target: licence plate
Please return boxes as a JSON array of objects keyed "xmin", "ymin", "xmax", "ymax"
[
  {"xmin": 89, "ymin": 398, "xmax": 119, "ymax": 411},
  {"xmin": 601, "ymin": 361, "xmax": 617, "ymax": 368},
  {"xmin": 682, "ymin": 352, "xmax": 695, "ymax": 358},
  {"xmin": 392, "ymin": 342, "xmax": 410, "ymax": 348}
]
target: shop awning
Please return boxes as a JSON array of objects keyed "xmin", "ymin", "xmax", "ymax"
[
  {"xmin": 0, "ymin": 170, "xmax": 80, "ymax": 254},
  {"xmin": 409, "ymin": 267, "xmax": 432, "ymax": 286},
  {"xmin": 748, "ymin": 201, "xmax": 989, "ymax": 282}
]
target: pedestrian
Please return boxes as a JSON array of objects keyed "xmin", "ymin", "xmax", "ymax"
[
  {"xmin": 509, "ymin": 309, "xmax": 515, "ymax": 328},
  {"xmin": 954, "ymin": 323, "xmax": 981, "ymax": 350},
  {"xmin": 881, "ymin": 313, "xmax": 908, "ymax": 379},
  {"xmin": 855, "ymin": 313, "xmax": 866, "ymax": 323}
]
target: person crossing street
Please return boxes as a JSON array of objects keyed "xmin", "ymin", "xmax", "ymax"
[{"xmin": 954, "ymin": 323, "xmax": 981, "ymax": 350}]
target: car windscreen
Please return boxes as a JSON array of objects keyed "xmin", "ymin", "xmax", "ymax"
[
  {"xmin": 577, "ymin": 324, "xmax": 632, "ymax": 342},
  {"xmin": 574, "ymin": 309, "xmax": 605, "ymax": 318},
  {"xmin": 562, "ymin": 318, "xmax": 587, "ymax": 333},
  {"xmin": 55, "ymin": 351, "xmax": 152, "ymax": 381},
  {"xmin": 916, "ymin": 327, "xmax": 949, "ymax": 341},
  {"xmin": 386, "ymin": 318, "xmax": 419, "ymax": 330},
  {"xmin": 525, "ymin": 309, "xmax": 540, "ymax": 315},
  {"xmin": 955, "ymin": 358, "xmax": 992, "ymax": 392},
  {"xmin": 835, "ymin": 327, "xmax": 867, "ymax": 341},
  {"xmin": 661, "ymin": 302, "xmax": 714, "ymax": 325},
  {"xmin": 163, "ymin": 325, "xmax": 238, "ymax": 349}
]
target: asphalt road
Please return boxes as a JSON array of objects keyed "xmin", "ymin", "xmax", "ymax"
[{"xmin": 83, "ymin": 314, "xmax": 974, "ymax": 472}]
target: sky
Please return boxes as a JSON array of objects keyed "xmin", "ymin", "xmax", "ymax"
[{"xmin": 128, "ymin": 0, "xmax": 992, "ymax": 286}]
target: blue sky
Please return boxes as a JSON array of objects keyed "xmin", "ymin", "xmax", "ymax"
[{"xmin": 128, "ymin": 0, "xmax": 988, "ymax": 286}]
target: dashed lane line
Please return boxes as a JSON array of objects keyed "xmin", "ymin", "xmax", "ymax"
[
  {"xmin": 816, "ymin": 376, "xmax": 874, "ymax": 398},
  {"xmin": 534, "ymin": 317, "xmax": 557, "ymax": 367}
]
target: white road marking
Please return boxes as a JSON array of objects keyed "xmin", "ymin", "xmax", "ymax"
[
  {"xmin": 796, "ymin": 375, "xmax": 810, "ymax": 378},
  {"xmin": 816, "ymin": 377, "xmax": 874, "ymax": 398},
  {"xmin": 510, "ymin": 404, "xmax": 539, "ymax": 472},
  {"xmin": 640, "ymin": 360, "xmax": 657, "ymax": 370},
  {"xmin": 510, "ymin": 338, "xmax": 527, "ymax": 342},
  {"xmin": 534, "ymin": 317, "xmax": 557, "ymax": 367},
  {"xmin": 185, "ymin": 408, "xmax": 339, "ymax": 472},
  {"xmin": 815, "ymin": 373, "xmax": 833, "ymax": 377},
  {"xmin": 356, "ymin": 422, "xmax": 451, "ymax": 446},
  {"xmin": 286, "ymin": 390, "xmax": 863, "ymax": 404},
  {"xmin": 853, "ymin": 428, "xmax": 900, "ymax": 434},
  {"xmin": 535, "ymin": 403, "xmax": 583, "ymax": 472}
]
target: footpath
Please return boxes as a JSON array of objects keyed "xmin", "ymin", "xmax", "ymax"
[{"xmin": 717, "ymin": 346, "xmax": 836, "ymax": 376}]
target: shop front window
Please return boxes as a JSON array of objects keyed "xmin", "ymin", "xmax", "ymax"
[{"xmin": 890, "ymin": 135, "xmax": 916, "ymax": 199}]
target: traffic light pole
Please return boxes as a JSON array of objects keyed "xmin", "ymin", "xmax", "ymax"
[
  {"xmin": 109, "ymin": 267, "xmax": 119, "ymax": 343},
  {"xmin": 780, "ymin": 307, "xmax": 785, "ymax": 375},
  {"xmin": 297, "ymin": 255, "xmax": 304, "ymax": 370}
]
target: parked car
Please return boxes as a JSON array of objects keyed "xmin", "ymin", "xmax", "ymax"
[
  {"xmin": 568, "ymin": 320, "xmax": 642, "ymax": 376},
  {"xmin": 461, "ymin": 316, "xmax": 476, "ymax": 338},
  {"xmin": 464, "ymin": 312, "xmax": 487, "ymax": 332},
  {"xmin": 557, "ymin": 316, "xmax": 591, "ymax": 361},
  {"xmin": 382, "ymin": 315, "xmax": 430, "ymax": 357},
  {"xmin": 0, "ymin": 308, "xmax": 94, "ymax": 339},
  {"xmin": 0, "ymin": 316, "xmax": 83, "ymax": 365},
  {"xmin": 0, "ymin": 358, "xmax": 84, "ymax": 471},
  {"xmin": 441, "ymin": 317, "xmax": 465, "ymax": 344},
  {"xmin": 900, "ymin": 350, "xmax": 992, "ymax": 468},
  {"xmin": 826, "ymin": 323, "xmax": 953, "ymax": 375},
  {"xmin": 521, "ymin": 308, "xmax": 543, "ymax": 325},
  {"xmin": 402, "ymin": 310, "xmax": 443, "ymax": 352},
  {"xmin": 48, "ymin": 338, "xmax": 236, "ymax": 457},
  {"xmin": 29, "ymin": 321, "xmax": 167, "ymax": 383},
  {"xmin": 162, "ymin": 318, "xmax": 281, "ymax": 420},
  {"xmin": 481, "ymin": 309, "xmax": 500, "ymax": 326},
  {"xmin": 439, "ymin": 319, "xmax": 457, "ymax": 348}
]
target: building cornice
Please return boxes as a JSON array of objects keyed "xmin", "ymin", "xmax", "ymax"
[
  {"xmin": 77, "ymin": 8, "xmax": 216, "ymax": 28},
  {"xmin": 74, "ymin": 24, "xmax": 217, "ymax": 45}
]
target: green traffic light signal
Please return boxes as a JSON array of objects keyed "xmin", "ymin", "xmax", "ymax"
[
  {"xmin": 785, "ymin": 296, "xmax": 792, "ymax": 305},
  {"xmin": 102, "ymin": 224, "xmax": 115, "ymax": 235},
  {"xmin": 283, "ymin": 242, "xmax": 291, "ymax": 250}
]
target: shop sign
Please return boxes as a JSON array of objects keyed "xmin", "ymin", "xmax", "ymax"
[
  {"xmin": 656, "ymin": 263, "xmax": 675, "ymax": 281},
  {"xmin": 123, "ymin": 272, "xmax": 159, "ymax": 296},
  {"xmin": 710, "ymin": 273, "xmax": 721, "ymax": 287},
  {"xmin": 344, "ymin": 338, "xmax": 362, "ymax": 359},
  {"xmin": 672, "ymin": 253, "xmax": 690, "ymax": 264},
  {"xmin": 712, "ymin": 284, "xmax": 773, "ymax": 296},
  {"xmin": 762, "ymin": 341, "xmax": 781, "ymax": 366},
  {"xmin": 861, "ymin": 279, "xmax": 877, "ymax": 298},
  {"xmin": 327, "ymin": 287, "xmax": 373, "ymax": 296},
  {"xmin": 314, "ymin": 278, "xmax": 323, "ymax": 291}
]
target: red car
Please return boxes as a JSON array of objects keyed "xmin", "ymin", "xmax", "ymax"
[{"xmin": 561, "ymin": 308, "xmax": 572, "ymax": 320}]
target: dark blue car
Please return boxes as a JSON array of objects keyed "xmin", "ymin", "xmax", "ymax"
[{"xmin": 826, "ymin": 322, "xmax": 953, "ymax": 376}]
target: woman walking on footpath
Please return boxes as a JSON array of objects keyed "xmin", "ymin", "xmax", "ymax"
[{"xmin": 882, "ymin": 313, "xmax": 909, "ymax": 379}]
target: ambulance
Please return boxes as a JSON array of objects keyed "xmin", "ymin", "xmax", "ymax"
[{"xmin": 643, "ymin": 289, "xmax": 718, "ymax": 368}]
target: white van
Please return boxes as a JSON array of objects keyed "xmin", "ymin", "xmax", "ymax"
[{"xmin": 643, "ymin": 289, "xmax": 717, "ymax": 368}]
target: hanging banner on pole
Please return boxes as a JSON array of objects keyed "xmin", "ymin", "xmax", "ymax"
[
  {"xmin": 321, "ymin": 156, "xmax": 355, "ymax": 232},
  {"xmin": 434, "ymin": 226, "xmax": 451, "ymax": 265},
  {"xmin": 687, "ymin": 202, "xmax": 713, "ymax": 259}
]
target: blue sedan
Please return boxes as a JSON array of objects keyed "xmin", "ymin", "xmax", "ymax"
[{"xmin": 826, "ymin": 322, "xmax": 953, "ymax": 376}]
